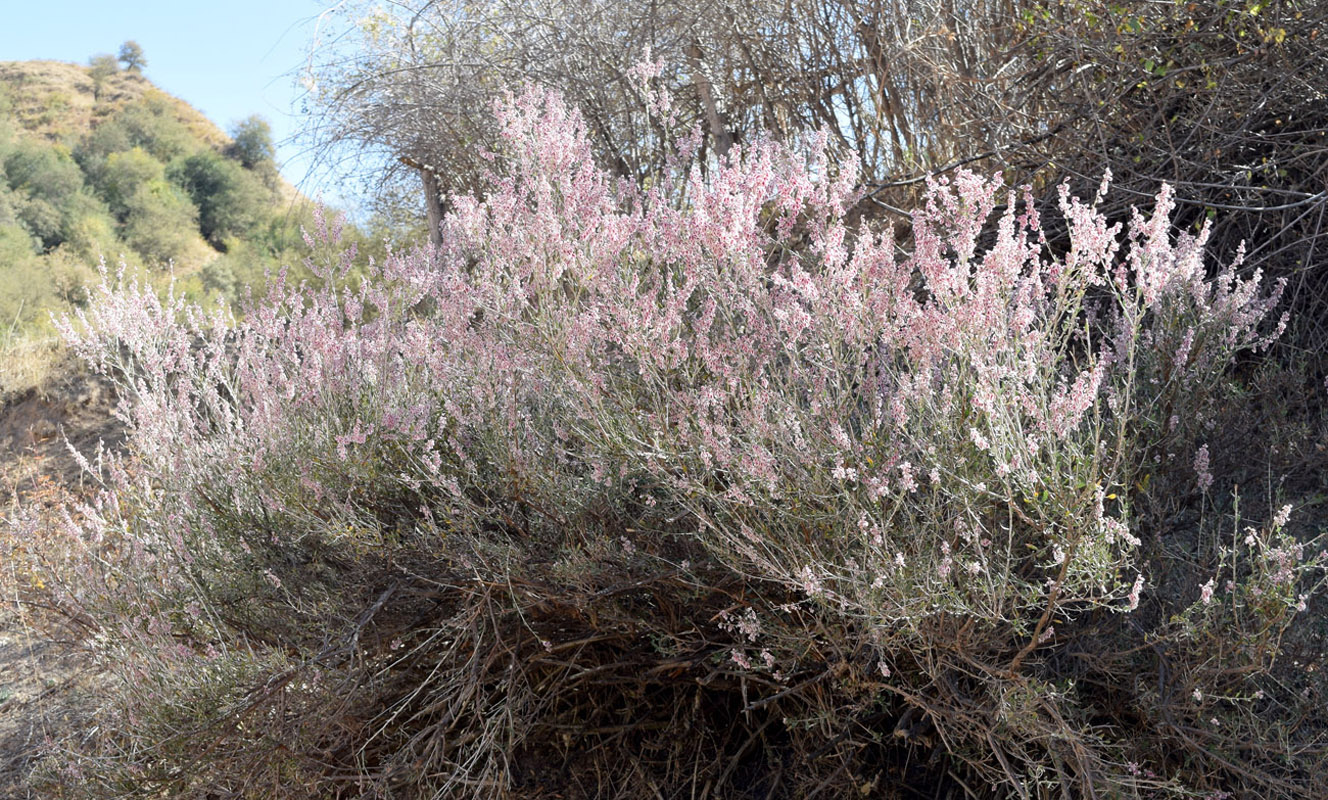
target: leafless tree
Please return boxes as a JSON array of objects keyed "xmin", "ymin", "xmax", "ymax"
[
  {"xmin": 301, "ymin": 0, "xmax": 1057, "ymax": 233},
  {"xmin": 302, "ymin": 0, "xmax": 1328, "ymax": 331}
]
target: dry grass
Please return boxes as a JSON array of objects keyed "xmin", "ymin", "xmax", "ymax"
[
  {"xmin": 0, "ymin": 60, "xmax": 228, "ymax": 149},
  {"xmin": 0, "ymin": 336, "xmax": 63, "ymax": 407},
  {"xmin": 0, "ymin": 353, "xmax": 122, "ymax": 797}
]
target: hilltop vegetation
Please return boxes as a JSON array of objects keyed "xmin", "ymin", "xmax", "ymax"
[
  {"xmin": 0, "ymin": 61, "xmax": 354, "ymax": 378},
  {"xmin": 0, "ymin": 58, "xmax": 406, "ymax": 399}
]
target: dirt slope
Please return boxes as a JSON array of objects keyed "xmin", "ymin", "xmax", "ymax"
[{"xmin": 0, "ymin": 363, "xmax": 120, "ymax": 795}]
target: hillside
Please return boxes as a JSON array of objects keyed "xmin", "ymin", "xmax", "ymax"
[
  {"xmin": 0, "ymin": 58, "xmax": 343, "ymax": 400},
  {"xmin": 0, "ymin": 60, "xmax": 228, "ymax": 148},
  {"xmin": 0, "ymin": 59, "xmax": 323, "ymax": 326}
]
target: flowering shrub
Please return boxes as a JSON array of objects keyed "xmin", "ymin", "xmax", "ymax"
[{"xmin": 14, "ymin": 88, "xmax": 1318, "ymax": 798}]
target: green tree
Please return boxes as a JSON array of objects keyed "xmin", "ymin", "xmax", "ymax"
[
  {"xmin": 60, "ymin": 201, "xmax": 120, "ymax": 263},
  {"xmin": 16, "ymin": 196, "xmax": 63, "ymax": 249},
  {"xmin": 122, "ymin": 179, "xmax": 197, "ymax": 265},
  {"xmin": 45, "ymin": 245, "xmax": 100, "ymax": 307},
  {"xmin": 226, "ymin": 115, "xmax": 275, "ymax": 169},
  {"xmin": 169, "ymin": 151, "xmax": 270, "ymax": 247},
  {"xmin": 75, "ymin": 123, "xmax": 131, "ymax": 182},
  {"xmin": 77, "ymin": 96, "xmax": 196, "ymax": 167},
  {"xmin": 4, "ymin": 140, "xmax": 87, "ymax": 250},
  {"xmin": 88, "ymin": 53, "xmax": 119, "ymax": 99},
  {"xmin": 97, "ymin": 146, "xmax": 164, "ymax": 219},
  {"xmin": 0, "ymin": 223, "xmax": 49, "ymax": 330},
  {"xmin": 4, "ymin": 140, "xmax": 84, "ymax": 203},
  {"xmin": 118, "ymin": 41, "xmax": 147, "ymax": 73},
  {"xmin": 199, "ymin": 255, "xmax": 241, "ymax": 299},
  {"xmin": 0, "ymin": 183, "xmax": 18, "ymax": 229}
]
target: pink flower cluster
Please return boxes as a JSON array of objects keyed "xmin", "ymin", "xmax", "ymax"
[{"xmin": 56, "ymin": 86, "xmax": 1286, "ymax": 652}]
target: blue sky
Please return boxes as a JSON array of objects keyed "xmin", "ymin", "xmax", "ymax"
[{"xmin": 0, "ymin": 0, "xmax": 345, "ymax": 204}]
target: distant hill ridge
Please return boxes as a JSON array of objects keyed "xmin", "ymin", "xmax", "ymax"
[
  {"xmin": 0, "ymin": 59, "xmax": 229, "ymax": 149},
  {"xmin": 0, "ymin": 57, "xmax": 332, "ymax": 354}
]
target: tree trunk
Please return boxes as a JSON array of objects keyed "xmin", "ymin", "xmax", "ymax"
[
  {"xmin": 401, "ymin": 155, "xmax": 445, "ymax": 245},
  {"xmin": 687, "ymin": 42, "xmax": 735, "ymax": 161},
  {"xmin": 421, "ymin": 167, "xmax": 443, "ymax": 246}
]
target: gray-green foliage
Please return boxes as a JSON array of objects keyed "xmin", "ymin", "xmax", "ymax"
[
  {"xmin": 59, "ymin": 202, "xmax": 120, "ymax": 263},
  {"xmin": 0, "ymin": 183, "xmax": 18, "ymax": 228},
  {"xmin": 0, "ymin": 223, "xmax": 49, "ymax": 330},
  {"xmin": 89, "ymin": 54, "xmax": 119, "ymax": 80},
  {"xmin": 78, "ymin": 97, "xmax": 197, "ymax": 166},
  {"xmin": 4, "ymin": 140, "xmax": 89, "ymax": 250},
  {"xmin": 89, "ymin": 54, "xmax": 118, "ymax": 99},
  {"xmin": 5, "ymin": 141, "xmax": 84, "ymax": 203}
]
